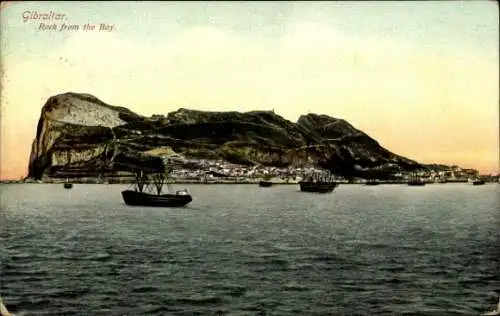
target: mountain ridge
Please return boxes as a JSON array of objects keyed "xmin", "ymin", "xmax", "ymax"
[{"xmin": 27, "ymin": 92, "xmax": 431, "ymax": 180}]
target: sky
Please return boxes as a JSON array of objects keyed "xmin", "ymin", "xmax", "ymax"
[{"xmin": 1, "ymin": 1, "xmax": 498, "ymax": 180}]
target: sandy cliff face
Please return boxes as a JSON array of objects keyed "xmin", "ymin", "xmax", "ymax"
[
  {"xmin": 27, "ymin": 92, "xmax": 422, "ymax": 180},
  {"xmin": 28, "ymin": 92, "xmax": 147, "ymax": 179},
  {"xmin": 43, "ymin": 93, "xmax": 127, "ymax": 127}
]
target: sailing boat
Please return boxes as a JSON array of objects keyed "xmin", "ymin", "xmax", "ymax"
[
  {"xmin": 407, "ymin": 172, "xmax": 426, "ymax": 186},
  {"xmin": 299, "ymin": 169, "xmax": 338, "ymax": 193},
  {"xmin": 0, "ymin": 297, "xmax": 13, "ymax": 316},
  {"xmin": 121, "ymin": 171, "xmax": 192, "ymax": 207}
]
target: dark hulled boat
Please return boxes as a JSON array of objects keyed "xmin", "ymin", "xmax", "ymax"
[
  {"xmin": 64, "ymin": 178, "xmax": 73, "ymax": 189},
  {"xmin": 259, "ymin": 180, "xmax": 273, "ymax": 187},
  {"xmin": 122, "ymin": 190, "xmax": 192, "ymax": 207},
  {"xmin": 471, "ymin": 179, "xmax": 485, "ymax": 185},
  {"xmin": 407, "ymin": 180, "xmax": 425, "ymax": 186},
  {"xmin": 299, "ymin": 171, "xmax": 338, "ymax": 193},
  {"xmin": 407, "ymin": 172, "xmax": 426, "ymax": 186},
  {"xmin": 299, "ymin": 181, "xmax": 338, "ymax": 193},
  {"xmin": 122, "ymin": 171, "xmax": 192, "ymax": 207},
  {"xmin": 365, "ymin": 180, "xmax": 380, "ymax": 186}
]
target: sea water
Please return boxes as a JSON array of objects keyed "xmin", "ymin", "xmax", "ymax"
[{"xmin": 0, "ymin": 183, "xmax": 498, "ymax": 315}]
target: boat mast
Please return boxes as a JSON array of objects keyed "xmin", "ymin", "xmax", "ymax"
[
  {"xmin": 152, "ymin": 173, "xmax": 166, "ymax": 195},
  {"xmin": 135, "ymin": 171, "xmax": 146, "ymax": 193}
]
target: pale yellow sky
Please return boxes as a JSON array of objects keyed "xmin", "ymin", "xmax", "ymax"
[{"xmin": 1, "ymin": 1, "xmax": 499, "ymax": 179}]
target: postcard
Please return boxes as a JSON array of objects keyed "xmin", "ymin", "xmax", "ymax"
[{"xmin": 0, "ymin": 1, "xmax": 498, "ymax": 315}]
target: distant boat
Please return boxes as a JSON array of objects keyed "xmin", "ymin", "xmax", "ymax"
[
  {"xmin": 122, "ymin": 171, "xmax": 192, "ymax": 207},
  {"xmin": 365, "ymin": 180, "xmax": 380, "ymax": 186},
  {"xmin": 407, "ymin": 172, "xmax": 426, "ymax": 186},
  {"xmin": 63, "ymin": 178, "xmax": 73, "ymax": 189},
  {"xmin": 470, "ymin": 178, "xmax": 485, "ymax": 185},
  {"xmin": 299, "ymin": 181, "xmax": 338, "ymax": 193},
  {"xmin": 407, "ymin": 180, "xmax": 425, "ymax": 186},
  {"xmin": 259, "ymin": 180, "xmax": 273, "ymax": 187},
  {"xmin": 299, "ymin": 170, "xmax": 338, "ymax": 193}
]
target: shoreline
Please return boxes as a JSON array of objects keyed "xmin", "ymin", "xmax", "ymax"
[{"xmin": 2, "ymin": 180, "xmax": 493, "ymax": 185}]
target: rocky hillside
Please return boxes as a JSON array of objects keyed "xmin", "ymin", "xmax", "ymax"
[{"xmin": 27, "ymin": 92, "xmax": 424, "ymax": 180}]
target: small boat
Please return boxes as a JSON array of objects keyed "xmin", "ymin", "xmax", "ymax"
[
  {"xmin": 63, "ymin": 178, "xmax": 73, "ymax": 189},
  {"xmin": 259, "ymin": 174, "xmax": 273, "ymax": 187},
  {"xmin": 299, "ymin": 181, "xmax": 338, "ymax": 193},
  {"xmin": 471, "ymin": 178, "xmax": 485, "ymax": 185},
  {"xmin": 259, "ymin": 180, "xmax": 273, "ymax": 187},
  {"xmin": 365, "ymin": 180, "xmax": 380, "ymax": 186},
  {"xmin": 407, "ymin": 180, "xmax": 425, "ymax": 186},
  {"xmin": 122, "ymin": 171, "xmax": 192, "ymax": 207},
  {"xmin": 299, "ymin": 170, "xmax": 338, "ymax": 193},
  {"xmin": 407, "ymin": 172, "xmax": 426, "ymax": 186}
]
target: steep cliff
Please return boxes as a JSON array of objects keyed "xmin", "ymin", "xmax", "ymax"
[
  {"xmin": 28, "ymin": 93, "xmax": 164, "ymax": 179},
  {"xmin": 27, "ymin": 92, "xmax": 423, "ymax": 180}
]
